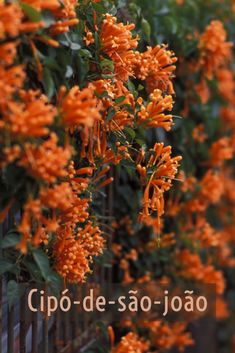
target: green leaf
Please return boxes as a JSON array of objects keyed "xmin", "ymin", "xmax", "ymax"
[
  {"xmin": 33, "ymin": 249, "xmax": 51, "ymax": 280},
  {"xmin": 141, "ymin": 18, "xmax": 151, "ymax": 41},
  {"xmin": 70, "ymin": 42, "xmax": 81, "ymax": 51},
  {"xmin": 21, "ymin": 3, "xmax": 42, "ymax": 22},
  {"xmin": 106, "ymin": 108, "xmax": 116, "ymax": 122},
  {"xmin": 7, "ymin": 280, "xmax": 20, "ymax": 309},
  {"xmin": 125, "ymin": 127, "xmax": 136, "ymax": 139},
  {"xmin": 43, "ymin": 68, "xmax": 55, "ymax": 99},
  {"xmin": 79, "ymin": 49, "xmax": 92, "ymax": 58},
  {"xmin": 47, "ymin": 272, "xmax": 63, "ymax": 297},
  {"xmin": 115, "ymin": 96, "xmax": 126, "ymax": 104},
  {"xmin": 1, "ymin": 231, "xmax": 21, "ymax": 249},
  {"xmin": 23, "ymin": 258, "xmax": 43, "ymax": 281},
  {"xmin": 0, "ymin": 259, "xmax": 14, "ymax": 275},
  {"xmin": 100, "ymin": 59, "xmax": 114, "ymax": 73}
]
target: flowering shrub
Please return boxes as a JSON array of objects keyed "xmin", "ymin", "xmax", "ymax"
[{"xmin": 0, "ymin": 0, "xmax": 234, "ymax": 352}]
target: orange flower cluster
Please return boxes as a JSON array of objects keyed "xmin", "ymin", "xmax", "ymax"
[
  {"xmin": 134, "ymin": 45, "xmax": 177, "ymax": 94},
  {"xmin": 18, "ymin": 133, "xmax": 72, "ymax": 183},
  {"xmin": 16, "ymin": 160, "xmax": 105, "ymax": 282},
  {"xmin": 22, "ymin": 0, "xmax": 79, "ymax": 35},
  {"xmin": 137, "ymin": 143, "xmax": 182, "ymax": 231},
  {"xmin": 100, "ymin": 14, "xmax": 138, "ymax": 81},
  {"xmin": 60, "ymin": 85, "xmax": 101, "ymax": 129},
  {"xmin": 177, "ymin": 249, "xmax": 225, "ymax": 295},
  {"xmin": 142, "ymin": 321, "xmax": 193, "ymax": 352},
  {"xmin": 138, "ymin": 89, "xmax": 174, "ymax": 130},
  {"xmin": 2, "ymin": 90, "xmax": 56, "ymax": 137},
  {"xmin": 185, "ymin": 169, "xmax": 224, "ymax": 213},
  {"xmin": 198, "ymin": 20, "xmax": 233, "ymax": 79},
  {"xmin": 112, "ymin": 332, "xmax": 149, "ymax": 353},
  {"xmin": 0, "ymin": 3, "xmax": 23, "ymax": 39},
  {"xmin": 210, "ymin": 137, "xmax": 233, "ymax": 167},
  {"xmin": 53, "ymin": 223, "xmax": 104, "ymax": 283}
]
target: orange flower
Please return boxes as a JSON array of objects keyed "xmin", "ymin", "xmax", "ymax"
[
  {"xmin": 134, "ymin": 45, "xmax": 177, "ymax": 94},
  {"xmin": 60, "ymin": 86, "xmax": 101, "ymax": 129},
  {"xmin": 21, "ymin": 0, "xmax": 60, "ymax": 11},
  {"xmin": 179, "ymin": 171, "xmax": 196, "ymax": 193},
  {"xmin": 200, "ymin": 169, "xmax": 224, "ymax": 204},
  {"xmin": 139, "ymin": 143, "xmax": 182, "ymax": 230},
  {"xmin": 210, "ymin": 137, "xmax": 233, "ymax": 167},
  {"xmin": 192, "ymin": 124, "xmax": 207, "ymax": 143},
  {"xmin": 53, "ymin": 222, "xmax": 104, "ymax": 283},
  {"xmin": 76, "ymin": 222, "xmax": 104, "ymax": 257},
  {"xmin": 53, "ymin": 225, "xmax": 90, "ymax": 283},
  {"xmin": 49, "ymin": 18, "xmax": 79, "ymax": 35},
  {"xmin": 0, "ymin": 66, "xmax": 25, "ymax": 108},
  {"xmin": 195, "ymin": 79, "xmax": 210, "ymax": 104},
  {"xmin": 0, "ymin": 3, "xmax": 23, "ymax": 39},
  {"xmin": 216, "ymin": 68, "xmax": 235, "ymax": 103},
  {"xmin": 191, "ymin": 216, "xmax": 219, "ymax": 248},
  {"xmin": 148, "ymin": 321, "xmax": 193, "ymax": 352},
  {"xmin": 216, "ymin": 296, "xmax": 229, "ymax": 320},
  {"xmin": 138, "ymin": 89, "xmax": 174, "ymax": 130},
  {"xmin": 84, "ymin": 26, "xmax": 94, "ymax": 45},
  {"xmin": 177, "ymin": 249, "xmax": 225, "ymax": 295},
  {"xmin": 221, "ymin": 106, "xmax": 235, "ymax": 129},
  {"xmin": 112, "ymin": 332, "xmax": 149, "ymax": 353},
  {"xmin": 39, "ymin": 182, "xmax": 74, "ymax": 211},
  {"xmin": 100, "ymin": 14, "xmax": 138, "ymax": 81},
  {"xmin": 0, "ymin": 42, "xmax": 18, "ymax": 66},
  {"xmin": 4, "ymin": 90, "xmax": 55, "ymax": 137},
  {"xmin": 53, "ymin": 0, "xmax": 78, "ymax": 19},
  {"xmin": 198, "ymin": 21, "xmax": 233, "ymax": 79},
  {"xmin": 18, "ymin": 133, "xmax": 72, "ymax": 183},
  {"xmin": 17, "ymin": 198, "xmax": 42, "ymax": 253}
]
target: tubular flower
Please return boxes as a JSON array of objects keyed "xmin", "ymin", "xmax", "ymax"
[
  {"xmin": 0, "ymin": 3, "xmax": 23, "ymax": 39},
  {"xmin": 53, "ymin": 222, "xmax": 104, "ymax": 283},
  {"xmin": 221, "ymin": 106, "xmax": 235, "ymax": 129},
  {"xmin": 60, "ymin": 86, "xmax": 101, "ymax": 129},
  {"xmin": 192, "ymin": 124, "xmax": 207, "ymax": 143},
  {"xmin": 22, "ymin": 0, "xmax": 79, "ymax": 34},
  {"xmin": 109, "ymin": 110, "xmax": 134, "ymax": 131},
  {"xmin": 100, "ymin": 14, "xmax": 138, "ymax": 81},
  {"xmin": 112, "ymin": 332, "xmax": 149, "ymax": 353},
  {"xmin": 39, "ymin": 182, "xmax": 75, "ymax": 211},
  {"xmin": 198, "ymin": 21, "xmax": 233, "ymax": 79},
  {"xmin": 17, "ymin": 199, "xmax": 42, "ymax": 253},
  {"xmin": 76, "ymin": 222, "xmax": 104, "ymax": 257},
  {"xmin": 0, "ymin": 42, "xmax": 18, "ymax": 66},
  {"xmin": 53, "ymin": 226, "xmax": 90, "ymax": 283},
  {"xmin": 210, "ymin": 137, "xmax": 233, "ymax": 167},
  {"xmin": 21, "ymin": 0, "xmax": 60, "ymax": 11},
  {"xmin": 84, "ymin": 26, "xmax": 94, "ymax": 46},
  {"xmin": 138, "ymin": 89, "xmax": 174, "ymax": 130},
  {"xmin": 134, "ymin": 45, "xmax": 177, "ymax": 94},
  {"xmin": 139, "ymin": 143, "xmax": 182, "ymax": 230},
  {"xmin": 216, "ymin": 68, "xmax": 235, "ymax": 103},
  {"xmin": 199, "ymin": 170, "xmax": 224, "ymax": 204},
  {"xmin": 53, "ymin": 0, "xmax": 78, "ymax": 19},
  {"xmin": 0, "ymin": 66, "xmax": 25, "ymax": 108},
  {"xmin": 18, "ymin": 133, "xmax": 72, "ymax": 183},
  {"xmin": 195, "ymin": 79, "xmax": 210, "ymax": 104},
  {"xmin": 191, "ymin": 216, "xmax": 220, "ymax": 248},
  {"xmin": 177, "ymin": 250, "xmax": 225, "ymax": 295},
  {"xmin": 147, "ymin": 322, "xmax": 193, "ymax": 352},
  {"xmin": 3, "ymin": 90, "xmax": 56, "ymax": 137}
]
